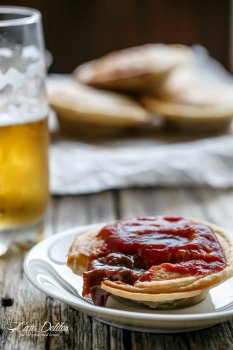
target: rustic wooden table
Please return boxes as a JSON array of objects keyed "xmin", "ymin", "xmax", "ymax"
[{"xmin": 1, "ymin": 188, "xmax": 233, "ymax": 350}]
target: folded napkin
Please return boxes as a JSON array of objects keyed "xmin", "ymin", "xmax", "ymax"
[{"xmin": 50, "ymin": 133, "xmax": 233, "ymax": 194}]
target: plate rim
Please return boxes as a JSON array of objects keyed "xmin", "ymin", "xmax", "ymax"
[{"xmin": 24, "ymin": 223, "xmax": 233, "ymax": 323}]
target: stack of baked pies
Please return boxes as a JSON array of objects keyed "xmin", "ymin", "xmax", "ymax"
[
  {"xmin": 48, "ymin": 43, "xmax": 233, "ymax": 136},
  {"xmin": 67, "ymin": 216, "xmax": 233, "ymax": 309}
]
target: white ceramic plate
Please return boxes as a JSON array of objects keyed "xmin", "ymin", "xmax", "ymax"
[{"xmin": 24, "ymin": 224, "xmax": 233, "ymax": 333}]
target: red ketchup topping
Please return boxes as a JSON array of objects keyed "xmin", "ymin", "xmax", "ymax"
[{"xmin": 82, "ymin": 216, "xmax": 227, "ymax": 306}]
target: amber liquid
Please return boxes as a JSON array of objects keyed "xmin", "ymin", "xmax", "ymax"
[{"xmin": 0, "ymin": 117, "xmax": 49, "ymax": 229}]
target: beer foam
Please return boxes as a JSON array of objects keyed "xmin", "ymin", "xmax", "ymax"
[
  {"xmin": 0, "ymin": 104, "xmax": 48, "ymax": 126},
  {"xmin": 0, "ymin": 45, "xmax": 48, "ymax": 126}
]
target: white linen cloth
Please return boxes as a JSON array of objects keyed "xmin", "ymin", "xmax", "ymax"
[{"xmin": 50, "ymin": 134, "xmax": 233, "ymax": 194}]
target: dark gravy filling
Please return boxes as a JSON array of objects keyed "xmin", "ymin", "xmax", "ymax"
[{"xmin": 82, "ymin": 216, "xmax": 227, "ymax": 306}]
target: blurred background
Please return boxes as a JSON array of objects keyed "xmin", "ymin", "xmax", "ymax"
[{"xmin": 0, "ymin": 0, "xmax": 231, "ymax": 72}]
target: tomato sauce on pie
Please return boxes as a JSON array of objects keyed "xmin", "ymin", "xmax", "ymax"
[{"xmin": 82, "ymin": 216, "xmax": 226, "ymax": 306}]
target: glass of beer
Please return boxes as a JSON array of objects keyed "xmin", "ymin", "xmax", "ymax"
[{"xmin": 0, "ymin": 7, "xmax": 49, "ymax": 255}]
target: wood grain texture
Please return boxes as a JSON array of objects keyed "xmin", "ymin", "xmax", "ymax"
[
  {"xmin": 0, "ymin": 0, "xmax": 230, "ymax": 72},
  {"xmin": 1, "ymin": 188, "xmax": 233, "ymax": 349}
]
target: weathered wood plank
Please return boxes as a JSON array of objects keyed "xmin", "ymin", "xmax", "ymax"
[
  {"xmin": 0, "ymin": 201, "xmax": 57, "ymax": 350},
  {"xmin": 187, "ymin": 323, "xmax": 233, "ymax": 350},
  {"xmin": 131, "ymin": 333, "xmax": 190, "ymax": 350},
  {"xmin": 0, "ymin": 257, "xmax": 49, "ymax": 350},
  {"xmin": 192, "ymin": 189, "xmax": 233, "ymax": 231},
  {"xmin": 109, "ymin": 327, "xmax": 125, "ymax": 350},
  {"xmin": 53, "ymin": 191, "xmax": 116, "ymax": 232},
  {"xmin": 119, "ymin": 188, "xmax": 208, "ymax": 219}
]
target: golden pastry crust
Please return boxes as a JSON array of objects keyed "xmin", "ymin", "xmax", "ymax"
[
  {"xmin": 67, "ymin": 228, "xmax": 104, "ymax": 274},
  {"xmin": 48, "ymin": 80, "xmax": 151, "ymax": 132},
  {"xmin": 152, "ymin": 64, "xmax": 197, "ymax": 100},
  {"xmin": 142, "ymin": 96, "xmax": 233, "ymax": 120},
  {"xmin": 141, "ymin": 96, "xmax": 233, "ymax": 132},
  {"xmin": 153, "ymin": 63, "xmax": 233, "ymax": 105},
  {"xmin": 101, "ymin": 280, "xmax": 206, "ymax": 302},
  {"xmin": 67, "ymin": 219, "xmax": 233, "ymax": 308},
  {"xmin": 73, "ymin": 44, "xmax": 192, "ymax": 92}
]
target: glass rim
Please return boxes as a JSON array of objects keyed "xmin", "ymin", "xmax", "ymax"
[{"xmin": 0, "ymin": 6, "xmax": 41, "ymax": 27}]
